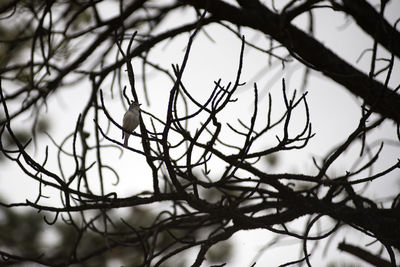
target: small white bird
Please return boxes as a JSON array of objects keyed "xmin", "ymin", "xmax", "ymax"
[{"xmin": 122, "ymin": 101, "xmax": 141, "ymax": 147}]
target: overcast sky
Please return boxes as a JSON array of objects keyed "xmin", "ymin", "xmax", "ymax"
[{"xmin": 1, "ymin": 1, "xmax": 399, "ymax": 266}]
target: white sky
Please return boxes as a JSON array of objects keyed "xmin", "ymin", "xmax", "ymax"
[{"xmin": 1, "ymin": 1, "xmax": 399, "ymax": 266}]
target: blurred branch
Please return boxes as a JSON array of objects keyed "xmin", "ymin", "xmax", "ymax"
[{"xmin": 338, "ymin": 241, "xmax": 392, "ymax": 267}]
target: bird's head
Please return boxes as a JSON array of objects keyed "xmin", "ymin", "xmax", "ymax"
[{"xmin": 129, "ymin": 101, "xmax": 142, "ymax": 110}]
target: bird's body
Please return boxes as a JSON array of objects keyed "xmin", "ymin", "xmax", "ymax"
[{"xmin": 122, "ymin": 102, "xmax": 141, "ymax": 147}]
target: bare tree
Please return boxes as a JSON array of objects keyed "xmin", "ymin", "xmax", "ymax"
[{"xmin": 0, "ymin": 1, "xmax": 399, "ymax": 266}]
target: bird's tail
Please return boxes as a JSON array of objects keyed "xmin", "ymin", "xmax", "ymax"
[{"xmin": 124, "ymin": 134, "xmax": 129, "ymax": 147}]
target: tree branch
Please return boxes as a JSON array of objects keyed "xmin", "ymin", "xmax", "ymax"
[{"xmin": 182, "ymin": 0, "xmax": 400, "ymax": 123}]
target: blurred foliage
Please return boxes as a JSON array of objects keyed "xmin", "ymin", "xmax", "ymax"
[
  {"xmin": 0, "ymin": 114, "xmax": 49, "ymax": 162},
  {"xmin": 264, "ymin": 153, "xmax": 279, "ymax": 168},
  {"xmin": 0, "ymin": 206, "xmax": 43, "ymax": 257},
  {"xmin": 206, "ymin": 241, "xmax": 232, "ymax": 264},
  {"xmin": 327, "ymin": 261, "xmax": 361, "ymax": 267},
  {"xmin": 0, "ymin": 203, "xmax": 216, "ymax": 266}
]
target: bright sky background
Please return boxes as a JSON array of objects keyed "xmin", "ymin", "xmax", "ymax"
[{"xmin": 1, "ymin": 1, "xmax": 399, "ymax": 266}]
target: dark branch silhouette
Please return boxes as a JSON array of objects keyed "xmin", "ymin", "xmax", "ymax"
[{"xmin": 0, "ymin": 1, "xmax": 399, "ymax": 266}]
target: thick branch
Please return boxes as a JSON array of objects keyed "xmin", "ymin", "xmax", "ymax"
[
  {"xmin": 338, "ymin": 242, "xmax": 392, "ymax": 267},
  {"xmin": 183, "ymin": 0, "xmax": 400, "ymax": 123},
  {"xmin": 342, "ymin": 0, "xmax": 400, "ymax": 59}
]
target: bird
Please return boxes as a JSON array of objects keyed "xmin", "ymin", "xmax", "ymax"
[{"xmin": 122, "ymin": 101, "xmax": 141, "ymax": 147}]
